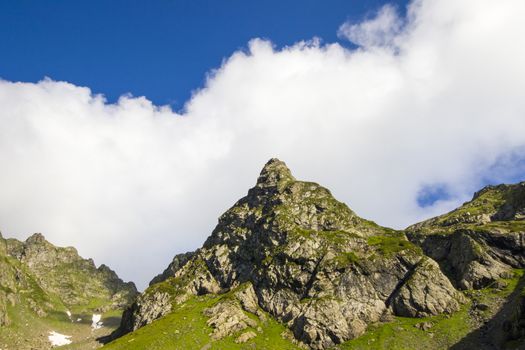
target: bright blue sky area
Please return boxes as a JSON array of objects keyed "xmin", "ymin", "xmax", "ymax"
[{"xmin": 0, "ymin": 0, "xmax": 407, "ymax": 108}]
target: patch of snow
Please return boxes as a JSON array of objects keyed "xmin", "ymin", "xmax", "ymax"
[
  {"xmin": 48, "ymin": 331, "xmax": 72, "ymax": 346},
  {"xmin": 66, "ymin": 310, "xmax": 72, "ymax": 322},
  {"xmin": 91, "ymin": 314, "xmax": 103, "ymax": 329}
]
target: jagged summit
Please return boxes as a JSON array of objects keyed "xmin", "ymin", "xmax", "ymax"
[
  {"xmin": 26, "ymin": 232, "xmax": 46, "ymax": 242},
  {"xmin": 255, "ymin": 158, "xmax": 295, "ymax": 188}
]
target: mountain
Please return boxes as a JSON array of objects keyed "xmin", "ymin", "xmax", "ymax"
[
  {"xmin": 0, "ymin": 232, "xmax": 137, "ymax": 349},
  {"xmin": 100, "ymin": 158, "xmax": 525, "ymax": 350}
]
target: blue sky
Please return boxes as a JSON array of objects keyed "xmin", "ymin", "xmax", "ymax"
[{"xmin": 0, "ymin": 0, "xmax": 407, "ymax": 107}]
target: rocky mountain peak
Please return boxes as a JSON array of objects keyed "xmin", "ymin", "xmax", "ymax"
[
  {"xmin": 25, "ymin": 232, "xmax": 48, "ymax": 244},
  {"xmin": 116, "ymin": 159, "xmax": 466, "ymax": 349},
  {"xmin": 255, "ymin": 158, "xmax": 295, "ymax": 190}
]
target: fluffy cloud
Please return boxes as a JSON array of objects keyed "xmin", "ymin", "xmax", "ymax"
[
  {"xmin": 337, "ymin": 4, "xmax": 403, "ymax": 48},
  {"xmin": 1, "ymin": 0, "xmax": 525, "ymax": 289}
]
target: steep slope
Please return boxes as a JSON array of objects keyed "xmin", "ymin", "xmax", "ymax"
[
  {"xmin": 0, "ymin": 231, "xmax": 137, "ymax": 349},
  {"xmin": 107, "ymin": 159, "xmax": 463, "ymax": 349},
  {"xmin": 406, "ymin": 182, "xmax": 525, "ymax": 348},
  {"xmin": 406, "ymin": 182, "xmax": 525, "ymax": 290}
]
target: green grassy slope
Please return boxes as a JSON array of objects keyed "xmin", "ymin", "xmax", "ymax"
[
  {"xmin": 103, "ymin": 270, "xmax": 525, "ymax": 350},
  {"xmin": 103, "ymin": 293, "xmax": 301, "ymax": 350}
]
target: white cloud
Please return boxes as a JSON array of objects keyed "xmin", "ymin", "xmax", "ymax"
[
  {"xmin": 338, "ymin": 4, "xmax": 403, "ymax": 48},
  {"xmin": 1, "ymin": 0, "xmax": 525, "ymax": 289}
]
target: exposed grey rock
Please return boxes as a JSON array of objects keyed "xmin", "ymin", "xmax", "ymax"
[
  {"xmin": 390, "ymin": 258, "xmax": 464, "ymax": 317},
  {"xmin": 117, "ymin": 159, "xmax": 463, "ymax": 349},
  {"xmin": 172, "ymin": 255, "xmax": 222, "ymax": 296},
  {"xmin": 488, "ymin": 183, "xmax": 525, "ymax": 221},
  {"xmin": 235, "ymin": 331, "xmax": 257, "ymax": 343},
  {"xmin": 121, "ymin": 291, "xmax": 172, "ymax": 332},
  {"xmin": 293, "ymin": 297, "xmax": 367, "ymax": 348},
  {"xmin": 475, "ymin": 303, "xmax": 489, "ymax": 311},
  {"xmin": 235, "ymin": 283, "xmax": 259, "ymax": 314},
  {"xmin": 408, "ymin": 230, "xmax": 515, "ymax": 290},
  {"xmin": 149, "ymin": 251, "xmax": 195, "ymax": 286},
  {"xmin": 203, "ymin": 300, "xmax": 258, "ymax": 340},
  {"xmin": 415, "ymin": 321, "xmax": 434, "ymax": 331}
]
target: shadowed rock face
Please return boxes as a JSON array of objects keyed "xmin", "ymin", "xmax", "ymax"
[
  {"xmin": 407, "ymin": 182, "xmax": 525, "ymax": 291},
  {"xmin": 149, "ymin": 251, "xmax": 196, "ymax": 286},
  {"xmin": 115, "ymin": 159, "xmax": 463, "ymax": 349}
]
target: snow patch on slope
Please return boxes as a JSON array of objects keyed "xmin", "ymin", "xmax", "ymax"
[
  {"xmin": 48, "ymin": 331, "xmax": 72, "ymax": 346},
  {"xmin": 91, "ymin": 314, "xmax": 103, "ymax": 329}
]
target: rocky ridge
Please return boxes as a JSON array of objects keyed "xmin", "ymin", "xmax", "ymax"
[
  {"xmin": 406, "ymin": 182, "xmax": 525, "ymax": 290},
  {"xmin": 113, "ymin": 159, "xmax": 466, "ymax": 349},
  {"xmin": 0, "ymin": 231, "xmax": 137, "ymax": 349},
  {"xmin": 4, "ymin": 232, "xmax": 137, "ymax": 309},
  {"xmin": 405, "ymin": 183, "xmax": 525, "ymax": 348}
]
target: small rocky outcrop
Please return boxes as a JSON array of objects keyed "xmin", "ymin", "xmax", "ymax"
[
  {"xmin": 149, "ymin": 251, "xmax": 196, "ymax": 286},
  {"xmin": 119, "ymin": 291, "xmax": 172, "ymax": 332},
  {"xmin": 115, "ymin": 159, "xmax": 463, "ymax": 349},
  {"xmin": 390, "ymin": 258, "xmax": 465, "ymax": 317},
  {"xmin": 235, "ymin": 330, "xmax": 257, "ymax": 343},
  {"xmin": 204, "ymin": 299, "xmax": 258, "ymax": 340}
]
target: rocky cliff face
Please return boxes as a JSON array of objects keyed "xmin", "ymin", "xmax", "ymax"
[
  {"xmin": 407, "ymin": 182, "xmax": 525, "ymax": 290},
  {"xmin": 403, "ymin": 183, "xmax": 525, "ymax": 349},
  {"xmin": 149, "ymin": 251, "xmax": 196, "ymax": 286},
  {"xmin": 114, "ymin": 159, "xmax": 465, "ymax": 349}
]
